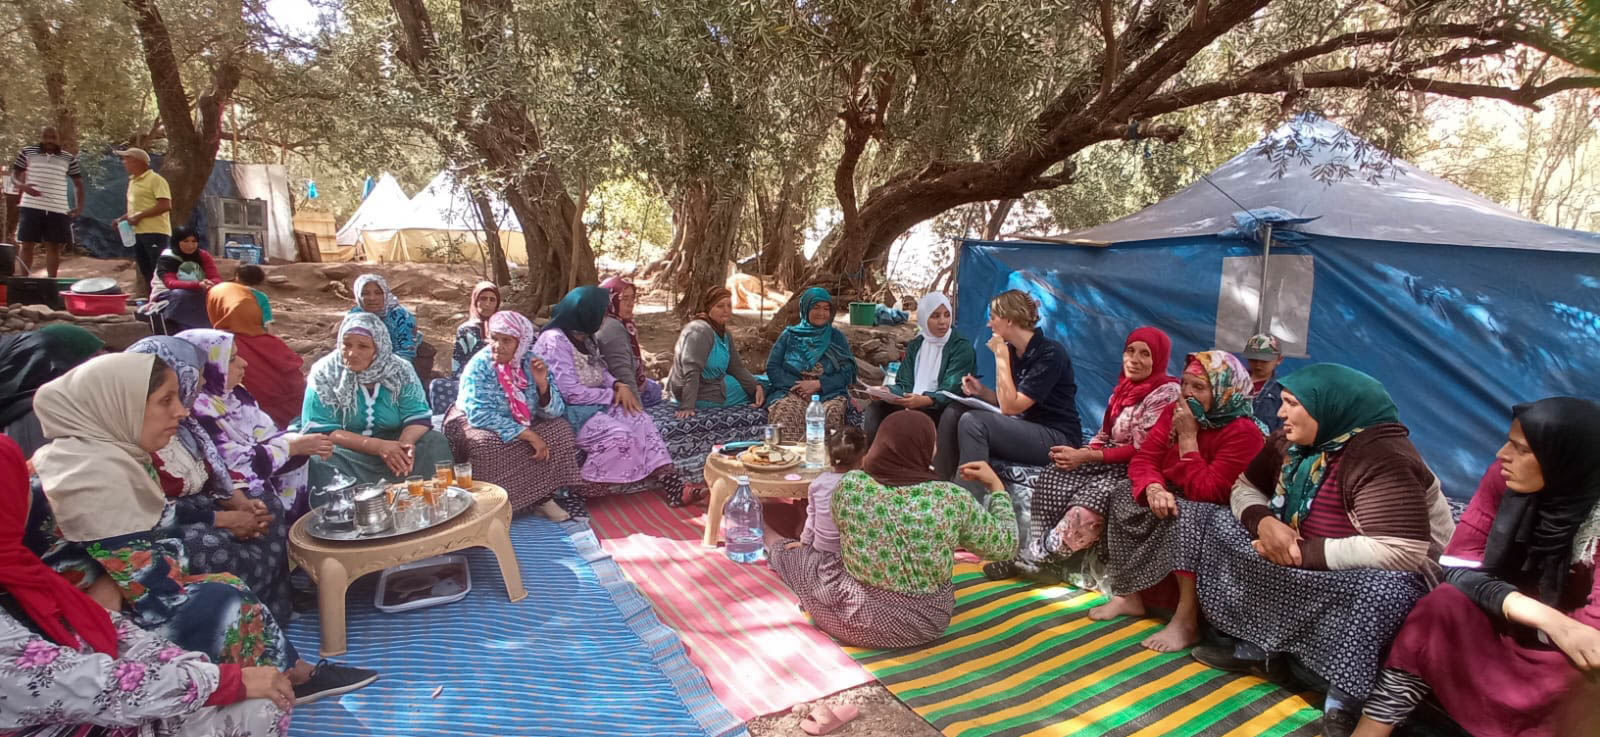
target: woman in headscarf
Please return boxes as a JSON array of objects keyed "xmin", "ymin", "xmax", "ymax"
[
  {"xmin": 446, "ymin": 311, "xmax": 585, "ymax": 521},
  {"xmin": 178, "ymin": 329, "xmax": 331, "ymax": 522},
  {"xmin": 862, "ymin": 292, "xmax": 976, "ymax": 448},
  {"xmin": 1353, "ymin": 398, "xmax": 1600, "ymax": 737},
  {"xmin": 141, "ymin": 226, "xmax": 221, "ymax": 334},
  {"xmin": 0, "ymin": 323, "xmax": 103, "ymax": 457},
  {"xmin": 302, "ymin": 312, "xmax": 452, "ymax": 487},
  {"xmin": 764, "ymin": 287, "xmax": 856, "ymax": 443},
  {"xmin": 452, "ymin": 281, "xmax": 501, "ymax": 375},
  {"xmin": 1191, "ymin": 364, "xmax": 1454, "ymax": 735},
  {"xmin": 656, "ymin": 286, "xmax": 771, "ymax": 484},
  {"xmin": 127, "ymin": 336, "xmax": 295, "ymax": 625},
  {"xmin": 1077, "ymin": 350, "xmax": 1267, "ymax": 653},
  {"xmin": 208, "ymin": 281, "xmax": 307, "ymax": 428},
  {"xmin": 768, "ymin": 410, "xmax": 1017, "ymax": 648},
  {"xmin": 350, "ymin": 273, "xmax": 420, "ymax": 360},
  {"xmin": 0, "ymin": 435, "xmax": 295, "ymax": 737},
  {"xmin": 534, "ymin": 287, "xmax": 693, "ymax": 506},
  {"xmin": 597, "ymin": 276, "xmax": 663, "ymax": 407},
  {"xmin": 986, "ymin": 326, "xmax": 1181, "ymax": 581},
  {"xmin": 31, "ymin": 353, "xmax": 378, "ymax": 704}
]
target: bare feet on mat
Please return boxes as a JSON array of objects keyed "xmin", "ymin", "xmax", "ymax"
[
  {"xmin": 1088, "ymin": 595, "xmax": 1145, "ymax": 621},
  {"xmin": 800, "ymin": 703, "xmax": 860, "ymax": 736},
  {"xmin": 538, "ymin": 499, "xmax": 570, "ymax": 522},
  {"xmin": 1140, "ymin": 619, "xmax": 1199, "ymax": 653}
]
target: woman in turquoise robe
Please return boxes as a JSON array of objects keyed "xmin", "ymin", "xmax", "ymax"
[{"xmin": 301, "ymin": 312, "xmax": 452, "ymax": 487}]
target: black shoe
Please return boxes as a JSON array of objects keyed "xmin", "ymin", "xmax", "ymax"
[
  {"xmin": 293, "ymin": 659, "xmax": 379, "ymax": 704},
  {"xmin": 1191, "ymin": 645, "xmax": 1267, "ymax": 676},
  {"xmin": 983, "ymin": 561, "xmax": 1019, "ymax": 580},
  {"xmin": 1320, "ymin": 709, "xmax": 1358, "ymax": 737}
]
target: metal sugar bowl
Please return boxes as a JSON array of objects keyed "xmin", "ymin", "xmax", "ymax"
[{"xmin": 353, "ymin": 484, "xmax": 394, "ymax": 536}]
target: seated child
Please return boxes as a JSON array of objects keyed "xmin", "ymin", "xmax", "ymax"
[{"xmin": 235, "ymin": 264, "xmax": 274, "ymax": 333}]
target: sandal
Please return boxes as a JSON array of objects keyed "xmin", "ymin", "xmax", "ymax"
[
  {"xmin": 801, "ymin": 704, "xmax": 860, "ymax": 736},
  {"xmin": 983, "ymin": 561, "xmax": 1020, "ymax": 580}
]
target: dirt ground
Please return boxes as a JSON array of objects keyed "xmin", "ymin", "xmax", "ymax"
[
  {"xmin": 747, "ymin": 683, "xmax": 941, "ymax": 737},
  {"xmin": 35, "ymin": 253, "xmax": 935, "ymax": 737}
]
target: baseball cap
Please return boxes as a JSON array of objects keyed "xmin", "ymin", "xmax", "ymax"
[
  {"xmin": 115, "ymin": 148, "xmax": 151, "ymax": 164},
  {"xmin": 1242, "ymin": 333, "xmax": 1282, "ymax": 360}
]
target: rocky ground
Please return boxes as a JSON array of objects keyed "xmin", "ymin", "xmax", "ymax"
[{"xmin": 6, "ymin": 253, "xmax": 933, "ymax": 737}]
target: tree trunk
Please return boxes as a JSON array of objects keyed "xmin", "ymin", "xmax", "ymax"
[
  {"xmin": 754, "ymin": 169, "xmax": 809, "ymax": 292},
  {"xmin": 468, "ymin": 191, "xmax": 512, "ymax": 286},
  {"xmin": 21, "ymin": 4, "xmax": 79, "ymax": 151},
  {"xmin": 671, "ymin": 176, "xmax": 747, "ymax": 320},
  {"xmin": 983, "ymin": 198, "xmax": 1017, "ymax": 240},
  {"xmin": 125, "ymin": 0, "xmax": 242, "ymax": 226},
  {"xmin": 390, "ymin": 0, "xmax": 596, "ymax": 311}
]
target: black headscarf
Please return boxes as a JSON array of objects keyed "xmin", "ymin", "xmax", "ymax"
[
  {"xmin": 0, "ymin": 326, "xmax": 106, "ymax": 428},
  {"xmin": 1482, "ymin": 397, "xmax": 1600, "ymax": 608}
]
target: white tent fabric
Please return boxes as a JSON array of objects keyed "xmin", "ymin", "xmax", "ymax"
[
  {"xmin": 1047, "ymin": 115, "xmax": 1600, "ymax": 254},
  {"xmin": 339, "ymin": 171, "xmax": 530, "ymax": 264},
  {"xmin": 405, "ymin": 171, "xmax": 520, "ymax": 232},
  {"xmin": 335, "ymin": 173, "xmax": 411, "ymax": 246}
]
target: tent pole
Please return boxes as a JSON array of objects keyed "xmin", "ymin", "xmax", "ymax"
[{"xmin": 1256, "ymin": 223, "xmax": 1273, "ymax": 335}]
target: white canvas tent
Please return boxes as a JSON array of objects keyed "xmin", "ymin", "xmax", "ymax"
[
  {"xmin": 331, "ymin": 174, "xmax": 411, "ymax": 261},
  {"xmin": 339, "ymin": 171, "xmax": 530, "ymax": 265}
]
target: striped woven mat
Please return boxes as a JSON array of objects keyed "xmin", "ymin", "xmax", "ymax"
[
  {"xmin": 843, "ymin": 564, "xmax": 1324, "ymax": 737},
  {"xmin": 587, "ymin": 492, "xmax": 873, "ymax": 720},
  {"xmin": 285, "ymin": 515, "xmax": 746, "ymax": 737}
]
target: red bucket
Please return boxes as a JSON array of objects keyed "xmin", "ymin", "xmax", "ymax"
[{"xmin": 61, "ymin": 291, "xmax": 129, "ymax": 316}]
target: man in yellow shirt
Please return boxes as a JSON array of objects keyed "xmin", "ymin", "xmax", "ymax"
[{"xmin": 116, "ymin": 148, "xmax": 172, "ymax": 296}]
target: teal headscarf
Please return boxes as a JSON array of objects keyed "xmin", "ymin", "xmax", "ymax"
[
  {"xmin": 1274, "ymin": 363, "xmax": 1401, "ymax": 527},
  {"xmin": 780, "ymin": 287, "xmax": 851, "ymax": 373},
  {"xmin": 544, "ymin": 286, "xmax": 611, "ymax": 336}
]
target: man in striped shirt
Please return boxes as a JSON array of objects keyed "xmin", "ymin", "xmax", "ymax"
[{"xmin": 11, "ymin": 126, "xmax": 84, "ymax": 278}]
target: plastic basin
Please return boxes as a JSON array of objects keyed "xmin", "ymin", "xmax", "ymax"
[{"xmin": 61, "ymin": 291, "xmax": 129, "ymax": 316}]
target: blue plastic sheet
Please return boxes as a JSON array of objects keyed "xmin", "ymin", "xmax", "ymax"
[{"xmin": 955, "ymin": 236, "xmax": 1600, "ymax": 500}]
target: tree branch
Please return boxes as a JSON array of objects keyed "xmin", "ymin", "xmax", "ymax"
[
  {"xmin": 1242, "ymin": 22, "xmax": 1583, "ymax": 78},
  {"xmin": 1140, "ymin": 67, "xmax": 1600, "ymax": 116},
  {"xmin": 124, "ymin": 0, "xmax": 200, "ymax": 148}
]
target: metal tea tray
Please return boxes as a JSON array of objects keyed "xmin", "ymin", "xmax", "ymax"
[{"xmin": 305, "ymin": 485, "xmax": 476, "ymax": 542}]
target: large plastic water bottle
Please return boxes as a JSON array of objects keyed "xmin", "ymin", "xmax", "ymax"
[
  {"xmin": 804, "ymin": 395, "xmax": 827, "ymax": 468},
  {"xmin": 723, "ymin": 476, "xmax": 765, "ymax": 564}
]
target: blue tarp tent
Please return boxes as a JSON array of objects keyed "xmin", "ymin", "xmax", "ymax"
[
  {"xmin": 74, "ymin": 154, "xmax": 245, "ymax": 259},
  {"xmin": 955, "ymin": 115, "xmax": 1600, "ymax": 500}
]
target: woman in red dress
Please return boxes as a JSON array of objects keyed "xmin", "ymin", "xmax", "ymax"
[{"xmin": 1354, "ymin": 397, "xmax": 1600, "ymax": 737}]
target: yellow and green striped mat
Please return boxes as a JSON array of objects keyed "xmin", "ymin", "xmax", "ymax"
[{"xmin": 843, "ymin": 564, "xmax": 1325, "ymax": 737}]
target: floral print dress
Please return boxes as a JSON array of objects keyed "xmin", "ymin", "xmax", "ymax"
[
  {"xmin": 769, "ymin": 471, "xmax": 1017, "ymax": 648},
  {"xmin": 0, "ymin": 603, "xmax": 289, "ymax": 737},
  {"xmin": 40, "ymin": 500, "xmax": 293, "ymax": 671}
]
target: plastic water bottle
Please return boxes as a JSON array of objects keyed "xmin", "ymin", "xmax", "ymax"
[
  {"xmin": 805, "ymin": 395, "xmax": 827, "ymax": 468},
  {"xmin": 723, "ymin": 476, "xmax": 765, "ymax": 564},
  {"xmin": 884, "ymin": 361, "xmax": 900, "ymax": 386}
]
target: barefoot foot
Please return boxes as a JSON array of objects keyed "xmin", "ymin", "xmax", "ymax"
[
  {"xmin": 538, "ymin": 499, "xmax": 570, "ymax": 522},
  {"xmin": 1140, "ymin": 619, "xmax": 1200, "ymax": 653},
  {"xmin": 1088, "ymin": 595, "xmax": 1146, "ymax": 621}
]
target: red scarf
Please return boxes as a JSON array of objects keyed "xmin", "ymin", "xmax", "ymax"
[
  {"xmin": 0, "ymin": 435, "xmax": 119, "ymax": 655},
  {"xmin": 234, "ymin": 333, "xmax": 307, "ymax": 428},
  {"xmin": 1101, "ymin": 326, "xmax": 1177, "ymax": 436}
]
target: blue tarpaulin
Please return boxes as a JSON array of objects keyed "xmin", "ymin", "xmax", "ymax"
[{"xmin": 957, "ymin": 117, "xmax": 1600, "ymax": 500}]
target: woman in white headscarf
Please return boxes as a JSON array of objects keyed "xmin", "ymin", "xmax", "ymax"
[
  {"xmin": 31, "ymin": 353, "xmax": 380, "ymax": 703},
  {"xmin": 862, "ymin": 292, "xmax": 976, "ymax": 477}
]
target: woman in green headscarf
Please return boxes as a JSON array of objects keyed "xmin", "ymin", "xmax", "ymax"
[
  {"xmin": 0, "ymin": 323, "xmax": 105, "ymax": 457},
  {"xmin": 765, "ymin": 287, "xmax": 856, "ymax": 442},
  {"xmin": 1189, "ymin": 363, "xmax": 1456, "ymax": 735}
]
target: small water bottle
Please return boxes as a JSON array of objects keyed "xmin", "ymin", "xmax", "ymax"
[
  {"xmin": 884, "ymin": 361, "xmax": 900, "ymax": 386},
  {"xmin": 804, "ymin": 395, "xmax": 827, "ymax": 468},
  {"xmin": 723, "ymin": 476, "xmax": 765, "ymax": 564}
]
